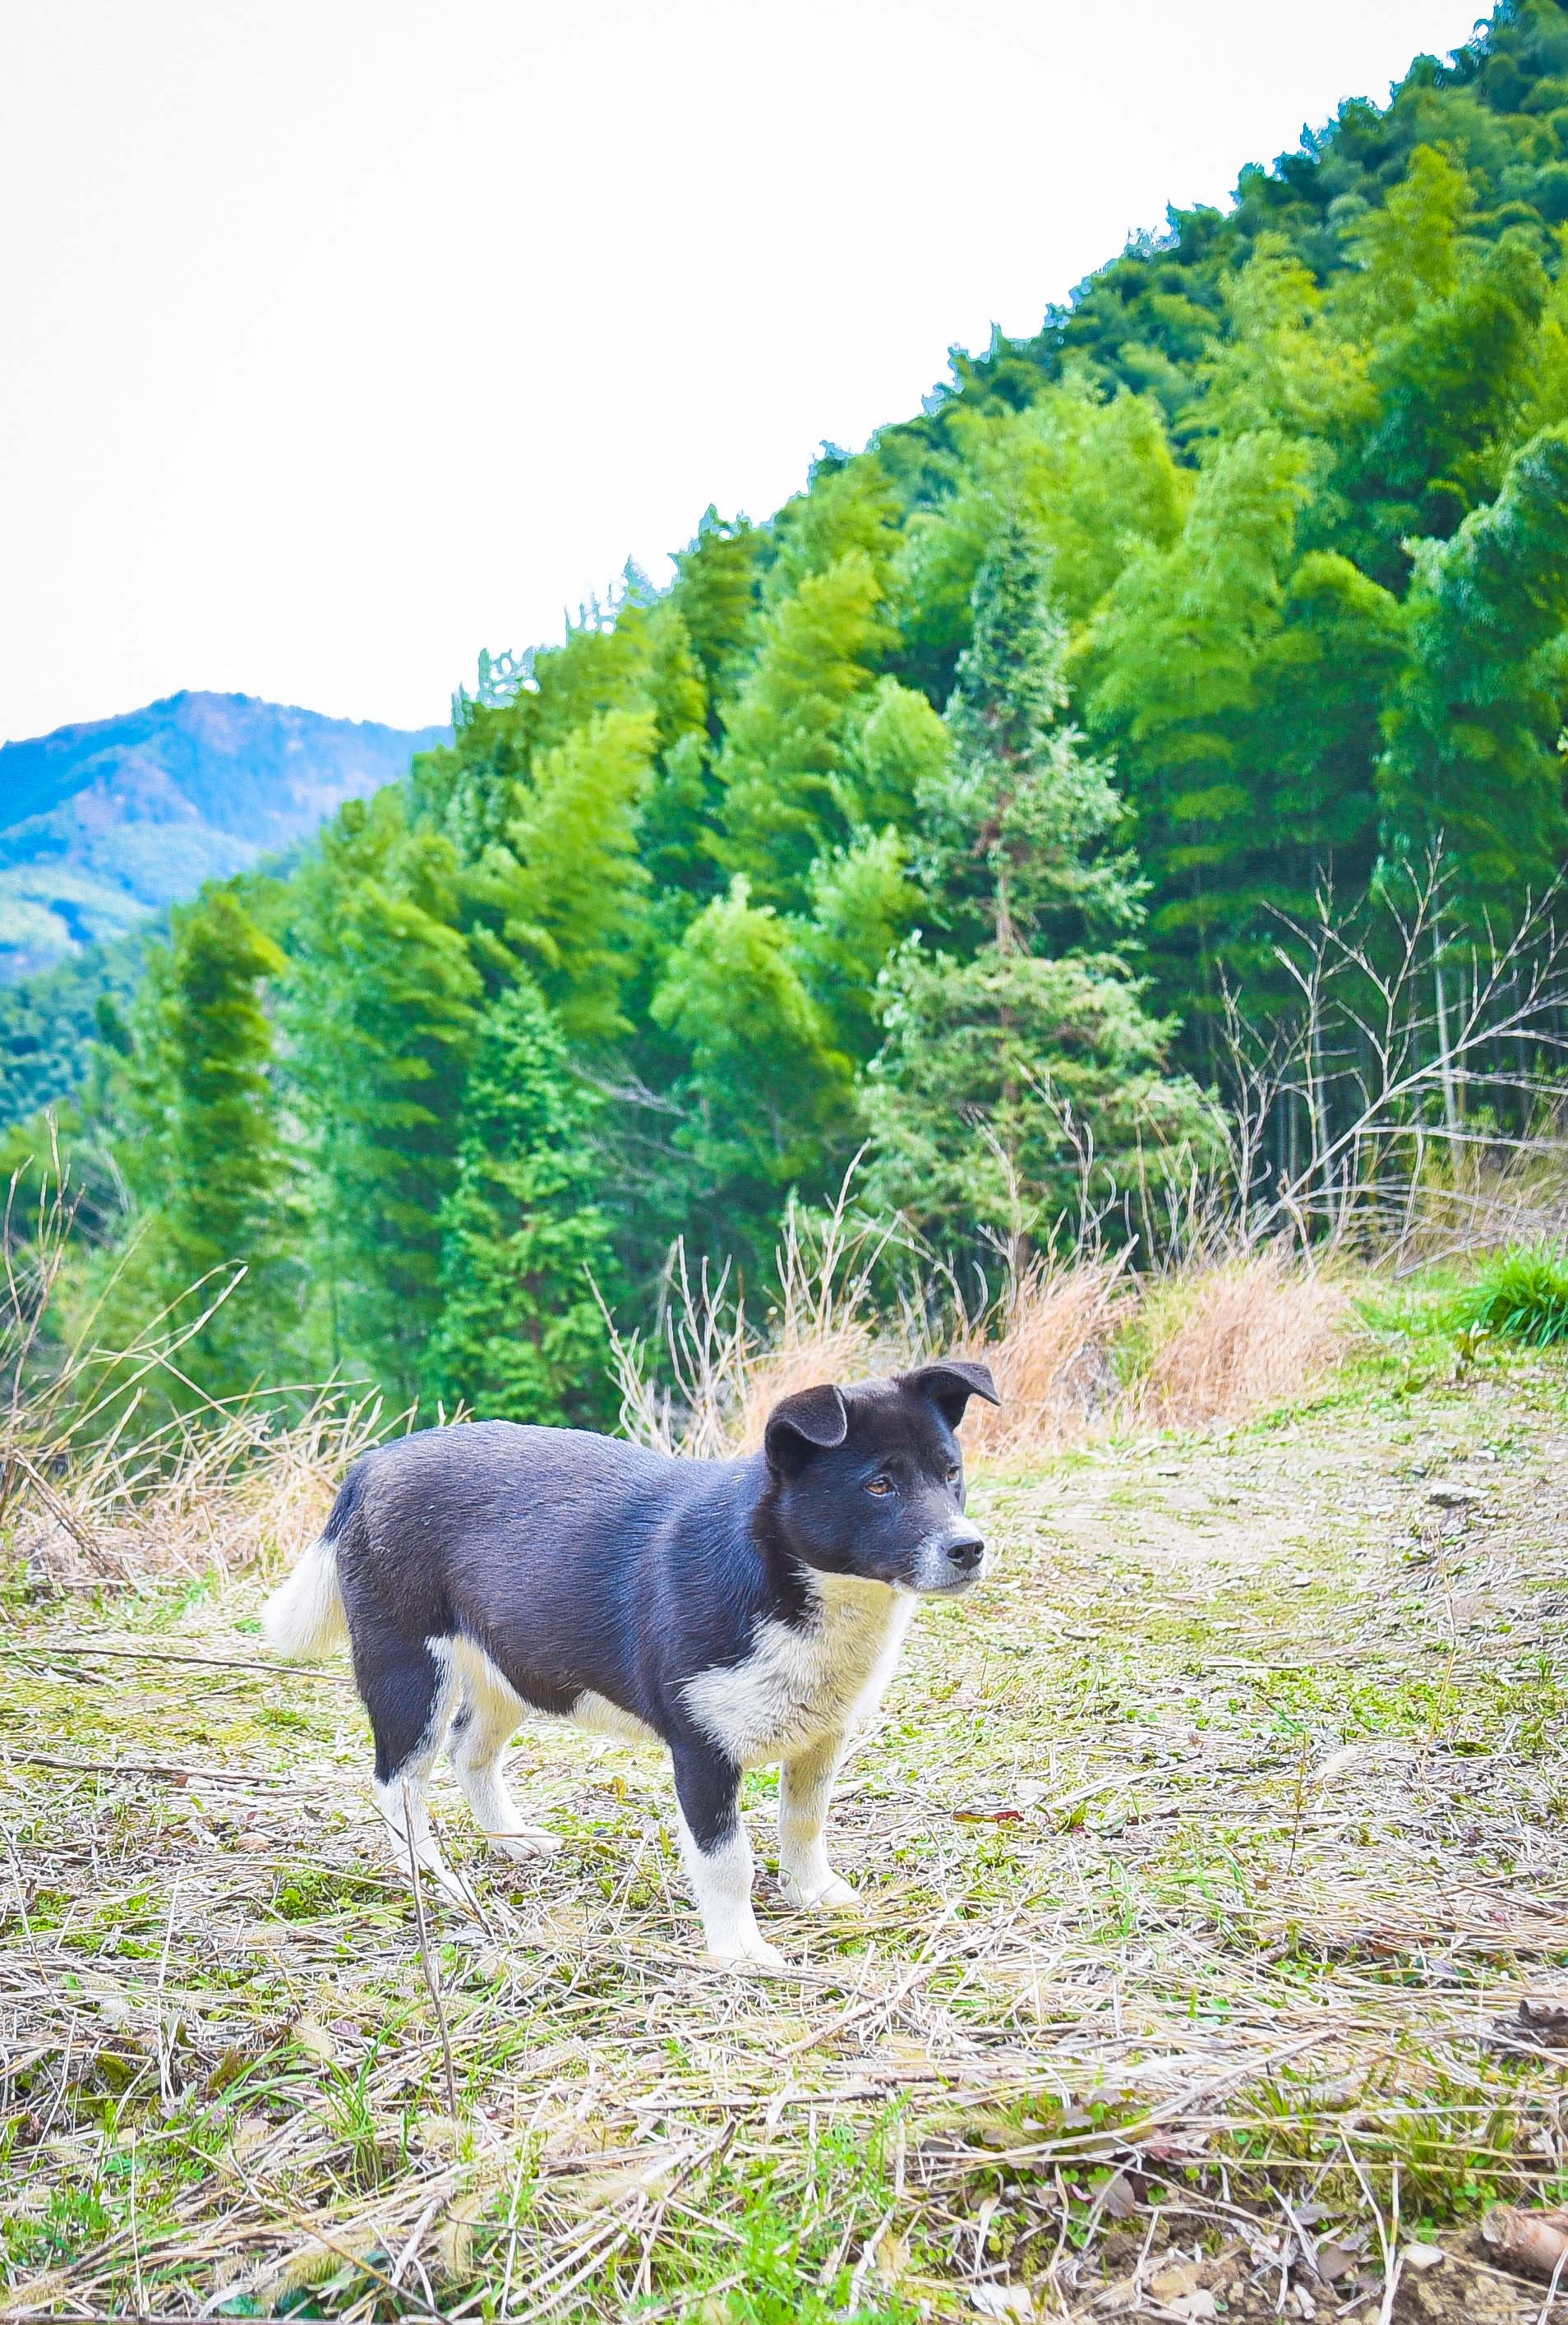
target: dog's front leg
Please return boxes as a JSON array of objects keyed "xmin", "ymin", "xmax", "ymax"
[
  {"xmin": 671, "ymin": 1741, "xmax": 784, "ymax": 1967},
  {"xmin": 777, "ymin": 1732, "xmax": 856, "ymax": 1912}
]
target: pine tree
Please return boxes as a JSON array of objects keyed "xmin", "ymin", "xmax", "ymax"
[
  {"xmin": 424, "ymin": 977, "xmax": 616, "ymax": 1423},
  {"xmin": 934, "ymin": 510, "xmax": 1144, "ymax": 957},
  {"xmin": 867, "ymin": 517, "xmax": 1214, "ymax": 1256}
]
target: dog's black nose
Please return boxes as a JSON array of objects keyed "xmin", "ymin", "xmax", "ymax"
[{"xmin": 947, "ymin": 1532, "xmax": 985, "ymax": 1572}]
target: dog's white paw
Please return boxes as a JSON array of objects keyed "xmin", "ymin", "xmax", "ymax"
[
  {"xmin": 489, "ymin": 1827, "xmax": 562, "ymax": 1861},
  {"xmin": 777, "ymin": 1867, "xmax": 857, "ymax": 1913},
  {"xmin": 707, "ymin": 1930, "xmax": 787, "ymax": 1969}
]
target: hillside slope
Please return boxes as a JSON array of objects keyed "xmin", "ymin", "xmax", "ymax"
[
  {"xmin": 0, "ymin": 690, "xmax": 447, "ymax": 980},
  {"xmin": 4, "ymin": 1326, "xmax": 1565, "ymax": 2315}
]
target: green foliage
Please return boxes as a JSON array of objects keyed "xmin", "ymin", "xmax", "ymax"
[
  {"xmin": 864, "ymin": 943, "xmax": 1217, "ymax": 1253},
  {"xmin": 651, "ymin": 879, "xmax": 856, "ymax": 1255},
  {"xmin": 24, "ymin": 2, "xmax": 1568, "ymax": 1421},
  {"xmin": 491, "ymin": 706, "xmax": 657, "ymax": 1045},
  {"xmin": 423, "ymin": 977, "xmax": 616, "ymax": 1423},
  {"xmin": 867, "ymin": 519, "xmax": 1214, "ymax": 1254},
  {"xmin": 108, "ymin": 883, "xmax": 291, "ymax": 1394},
  {"xmin": 1377, "ymin": 420, "xmax": 1568, "ymax": 914},
  {"xmin": 934, "ymin": 512, "xmax": 1142, "ymax": 956},
  {"xmin": 1456, "ymin": 1243, "xmax": 1568, "ymax": 1343},
  {"xmin": 285, "ymin": 793, "xmax": 481, "ymax": 1400},
  {"xmin": 714, "ymin": 548, "xmax": 893, "ymax": 906}
]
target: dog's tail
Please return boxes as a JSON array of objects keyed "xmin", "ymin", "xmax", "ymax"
[{"xmin": 261, "ymin": 1469, "xmax": 360, "ymax": 1661}]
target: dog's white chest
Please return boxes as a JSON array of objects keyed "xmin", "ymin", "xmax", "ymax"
[{"xmin": 682, "ymin": 1575, "xmax": 916, "ymax": 1769}]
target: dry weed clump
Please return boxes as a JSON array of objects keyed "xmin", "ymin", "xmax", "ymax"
[
  {"xmin": 1132, "ymin": 1251, "xmax": 1349, "ymax": 1430},
  {"xmin": 956, "ymin": 1256, "xmax": 1128, "ymax": 1458},
  {"xmin": 606, "ymin": 1183, "xmax": 1358, "ymax": 1471},
  {"xmin": 7, "ymin": 1392, "xmax": 389, "ymax": 1592}
]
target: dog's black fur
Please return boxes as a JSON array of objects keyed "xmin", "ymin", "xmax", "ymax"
[{"xmin": 264, "ymin": 1360, "xmax": 998, "ymax": 1960}]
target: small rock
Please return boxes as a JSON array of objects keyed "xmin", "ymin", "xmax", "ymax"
[
  {"xmin": 1149, "ymin": 2263, "xmax": 1203, "ymax": 2302},
  {"xmin": 1427, "ymin": 1484, "xmax": 1477, "ymax": 1510},
  {"xmin": 1401, "ymin": 2243, "xmax": 1446, "ymax": 2271}
]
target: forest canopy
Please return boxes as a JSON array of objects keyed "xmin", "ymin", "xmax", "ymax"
[{"xmin": 12, "ymin": 0, "xmax": 1568, "ymax": 1423}]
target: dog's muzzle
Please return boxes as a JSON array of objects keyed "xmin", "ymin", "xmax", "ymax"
[{"xmin": 911, "ymin": 1527, "xmax": 989, "ymax": 1594}]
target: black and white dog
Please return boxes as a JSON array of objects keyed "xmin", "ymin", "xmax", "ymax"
[{"xmin": 262, "ymin": 1361, "xmax": 998, "ymax": 1964}]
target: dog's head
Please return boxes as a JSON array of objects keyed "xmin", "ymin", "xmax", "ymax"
[{"xmin": 761, "ymin": 1360, "xmax": 1000, "ymax": 1595}]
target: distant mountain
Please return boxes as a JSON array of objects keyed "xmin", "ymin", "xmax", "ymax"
[{"xmin": 0, "ymin": 690, "xmax": 449, "ymax": 981}]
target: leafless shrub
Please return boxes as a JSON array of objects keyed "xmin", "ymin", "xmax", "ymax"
[
  {"xmin": 1211, "ymin": 857, "xmax": 1568, "ymax": 1264},
  {"xmin": 604, "ymin": 1171, "xmax": 908, "ymax": 1457}
]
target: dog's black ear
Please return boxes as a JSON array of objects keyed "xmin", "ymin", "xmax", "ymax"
[
  {"xmin": 901, "ymin": 1359, "xmax": 1000, "ymax": 1429},
  {"xmin": 763, "ymin": 1383, "xmax": 849, "ymax": 1475}
]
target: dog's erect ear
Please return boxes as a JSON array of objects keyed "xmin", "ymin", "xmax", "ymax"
[
  {"xmin": 900, "ymin": 1359, "xmax": 1001, "ymax": 1430},
  {"xmin": 763, "ymin": 1383, "xmax": 849, "ymax": 1475}
]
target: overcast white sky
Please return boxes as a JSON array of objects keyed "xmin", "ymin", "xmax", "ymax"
[{"xmin": 2, "ymin": 1, "xmax": 1487, "ymax": 745}]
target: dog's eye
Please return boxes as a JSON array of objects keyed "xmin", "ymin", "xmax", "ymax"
[
  {"xmin": 947, "ymin": 1464, "xmax": 962, "ymax": 1485},
  {"xmin": 866, "ymin": 1475, "xmax": 895, "ymax": 1497}
]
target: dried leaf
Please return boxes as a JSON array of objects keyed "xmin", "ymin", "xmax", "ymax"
[
  {"xmin": 1518, "ymin": 1994, "xmax": 1568, "ymax": 2043},
  {"xmin": 1148, "ymin": 2263, "xmax": 1202, "ymax": 2302},
  {"xmin": 971, "ymin": 2285, "xmax": 1033, "ymax": 2319},
  {"xmin": 873, "ymin": 2226, "xmax": 910, "ymax": 2285},
  {"xmin": 1313, "ymin": 2242, "xmax": 1358, "ymax": 2282},
  {"xmin": 1101, "ymin": 2171, "xmax": 1138, "ymax": 2221},
  {"xmin": 291, "ymin": 2016, "xmax": 337, "ymax": 2064}
]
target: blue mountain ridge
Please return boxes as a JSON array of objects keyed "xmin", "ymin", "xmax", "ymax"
[{"xmin": 0, "ymin": 690, "xmax": 448, "ymax": 982}]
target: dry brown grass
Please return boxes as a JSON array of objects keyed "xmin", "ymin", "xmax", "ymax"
[
  {"xmin": 610, "ymin": 1223, "xmax": 1352, "ymax": 1468},
  {"xmin": 3, "ymin": 1345, "xmax": 1566, "ymax": 2321},
  {"xmin": 8, "ymin": 1391, "xmax": 388, "ymax": 1592},
  {"xmin": 1131, "ymin": 1251, "xmax": 1349, "ymax": 1432},
  {"xmin": 956, "ymin": 1256, "xmax": 1128, "ymax": 1459}
]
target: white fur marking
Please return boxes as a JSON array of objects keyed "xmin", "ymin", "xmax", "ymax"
[
  {"xmin": 370, "ymin": 1640, "xmax": 473, "ymax": 1907},
  {"xmin": 682, "ymin": 1572, "xmax": 918, "ymax": 1769},
  {"xmin": 675, "ymin": 1805, "xmax": 782, "ymax": 1966},
  {"xmin": 568, "ymin": 1689, "xmax": 662, "ymax": 1748},
  {"xmin": 445, "ymin": 1637, "xmax": 560, "ymax": 1858},
  {"xmin": 777, "ymin": 1732, "xmax": 856, "ymax": 1912},
  {"xmin": 261, "ymin": 1538, "xmax": 346, "ymax": 1660}
]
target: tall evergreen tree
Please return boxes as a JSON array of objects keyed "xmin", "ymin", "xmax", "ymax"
[
  {"xmin": 114, "ymin": 883, "xmax": 290, "ymax": 1391},
  {"xmin": 1378, "ymin": 420, "xmax": 1568, "ymax": 916},
  {"xmin": 867, "ymin": 518, "xmax": 1214, "ymax": 1255},
  {"xmin": 286, "ymin": 794, "xmax": 481, "ymax": 1400},
  {"xmin": 423, "ymin": 977, "xmax": 616, "ymax": 1423}
]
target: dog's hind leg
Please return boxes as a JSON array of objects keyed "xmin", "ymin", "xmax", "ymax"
[
  {"xmin": 447, "ymin": 1645, "xmax": 560, "ymax": 1861},
  {"xmin": 358, "ymin": 1631, "xmax": 473, "ymax": 1909},
  {"xmin": 777, "ymin": 1732, "xmax": 857, "ymax": 1912}
]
